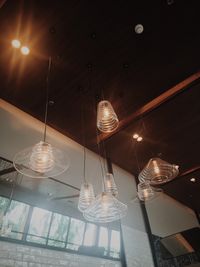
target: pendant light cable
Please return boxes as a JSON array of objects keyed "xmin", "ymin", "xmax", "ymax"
[{"xmin": 43, "ymin": 56, "xmax": 52, "ymax": 142}]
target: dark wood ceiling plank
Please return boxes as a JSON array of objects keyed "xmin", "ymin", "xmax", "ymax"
[{"xmin": 98, "ymin": 71, "xmax": 200, "ymax": 142}]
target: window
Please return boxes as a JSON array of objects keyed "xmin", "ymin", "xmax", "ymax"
[
  {"xmin": 0, "ymin": 196, "xmax": 121, "ymax": 260},
  {"xmin": 67, "ymin": 218, "xmax": 85, "ymax": 250},
  {"xmin": 27, "ymin": 207, "xmax": 52, "ymax": 244},
  {"xmin": 48, "ymin": 213, "xmax": 69, "ymax": 248},
  {"xmin": 110, "ymin": 230, "xmax": 120, "ymax": 258},
  {"xmin": 98, "ymin": 227, "xmax": 109, "ymax": 256},
  {"xmin": 83, "ymin": 223, "xmax": 97, "ymax": 246}
]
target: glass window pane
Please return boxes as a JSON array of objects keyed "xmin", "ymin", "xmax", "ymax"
[
  {"xmin": 48, "ymin": 240, "xmax": 65, "ymax": 248},
  {"xmin": 67, "ymin": 218, "xmax": 85, "ymax": 249},
  {"xmin": 110, "ymin": 230, "xmax": 120, "ymax": 258},
  {"xmin": 2, "ymin": 200, "xmax": 30, "ymax": 240},
  {"xmin": 83, "ymin": 223, "xmax": 97, "ymax": 246},
  {"xmin": 0, "ymin": 196, "xmax": 9, "ymax": 227},
  {"xmin": 27, "ymin": 207, "xmax": 52, "ymax": 244},
  {"xmin": 47, "ymin": 213, "xmax": 69, "ymax": 247},
  {"xmin": 98, "ymin": 227, "xmax": 108, "ymax": 253}
]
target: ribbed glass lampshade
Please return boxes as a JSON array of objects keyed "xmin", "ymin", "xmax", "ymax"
[
  {"xmin": 138, "ymin": 157, "xmax": 179, "ymax": 185},
  {"xmin": 137, "ymin": 182, "xmax": 155, "ymax": 201},
  {"xmin": 13, "ymin": 141, "xmax": 70, "ymax": 178},
  {"xmin": 78, "ymin": 182, "xmax": 95, "ymax": 212},
  {"xmin": 97, "ymin": 100, "xmax": 119, "ymax": 133},
  {"xmin": 83, "ymin": 192, "xmax": 127, "ymax": 223},
  {"xmin": 104, "ymin": 173, "xmax": 118, "ymax": 196}
]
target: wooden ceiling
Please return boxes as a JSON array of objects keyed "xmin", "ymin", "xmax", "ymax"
[{"xmin": 1, "ymin": 0, "xmax": 200, "ymax": 211}]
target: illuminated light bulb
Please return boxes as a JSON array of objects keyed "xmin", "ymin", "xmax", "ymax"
[
  {"xmin": 133, "ymin": 133, "xmax": 139, "ymax": 139},
  {"xmin": 11, "ymin": 39, "xmax": 21, "ymax": 48},
  {"xmin": 137, "ymin": 136, "xmax": 143, "ymax": 142},
  {"xmin": 21, "ymin": 46, "xmax": 30, "ymax": 55},
  {"xmin": 137, "ymin": 182, "xmax": 155, "ymax": 201},
  {"xmin": 78, "ymin": 183, "xmax": 95, "ymax": 212},
  {"xmin": 104, "ymin": 173, "xmax": 118, "ymax": 196},
  {"xmin": 97, "ymin": 100, "xmax": 119, "ymax": 133},
  {"xmin": 152, "ymin": 160, "xmax": 160, "ymax": 174},
  {"xmin": 190, "ymin": 178, "xmax": 196, "ymax": 182},
  {"xmin": 29, "ymin": 141, "xmax": 54, "ymax": 173}
]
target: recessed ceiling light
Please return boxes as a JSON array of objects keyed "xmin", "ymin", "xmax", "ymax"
[
  {"xmin": 190, "ymin": 178, "xmax": 196, "ymax": 182},
  {"xmin": 11, "ymin": 39, "xmax": 21, "ymax": 48},
  {"xmin": 133, "ymin": 133, "xmax": 139, "ymax": 139},
  {"xmin": 21, "ymin": 46, "xmax": 30, "ymax": 55},
  {"xmin": 135, "ymin": 24, "xmax": 144, "ymax": 34},
  {"xmin": 137, "ymin": 136, "xmax": 143, "ymax": 142}
]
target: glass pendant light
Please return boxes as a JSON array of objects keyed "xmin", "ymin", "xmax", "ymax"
[
  {"xmin": 103, "ymin": 172, "xmax": 118, "ymax": 196},
  {"xmin": 78, "ymin": 182, "xmax": 95, "ymax": 212},
  {"xmin": 13, "ymin": 57, "xmax": 69, "ymax": 178},
  {"xmin": 83, "ymin": 192, "xmax": 127, "ymax": 223},
  {"xmin": 139, "ymin": 157, "xmax": 179, "ymax": 185},
  {"xmin": 97, "ymin": 100, "xmax": 119, "ymax": 133}
]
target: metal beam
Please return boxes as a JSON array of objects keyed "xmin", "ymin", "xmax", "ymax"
[
  {"xmin": 0, "ymin": 167, "xmax": 16, "ymax": 176},
  {"xmin": 98, "ymin": 71, "xmax": 200, "ymax": 142}
]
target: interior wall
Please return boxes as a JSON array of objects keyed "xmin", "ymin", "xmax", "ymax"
[{"xmin": 0, "ymin": 240, "xmax": 122, "ymax": 267}]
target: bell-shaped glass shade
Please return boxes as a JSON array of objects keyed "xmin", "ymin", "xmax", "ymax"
[
  {"xmin": 13, "ymin": 141, "xmax": 70, "ymax": 178},
  {"xmin": 78, "ymin": 182, "xmax": 95, "ymax": 212},
  {"xmin": 83, "ymin": 192, "xmax": 127, "ymax": 223},
  {"xmin": 137, "ymin": 182, "xmax": 155, "ymax": 201},
  {"xmin": 97, "ymin": 100, "xmax": 119, "ymax": 133},
  {"xmin": 104, "ymin": 173, "xmax": 118, "ymax": 196},
  {"xmin": 138, "ymin": 157, "xmax": 179, "ymax": 185}
]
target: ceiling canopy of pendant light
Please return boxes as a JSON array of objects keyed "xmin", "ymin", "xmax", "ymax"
[
  {"xmin": 97, "ymin": 100, "xmax": 119, "ymax": 133},
  {"xmin": 13, "ymin": 57, "xmax": 70, "ymax": 179},
  {"xmin": 138, "ymin": 157, "xmax": 179, "ymax": 185},
  {"xmin": 83, "ymin": 192, "xmax": 127, "ymax": 223},
  {"xmin": 78, "ymin": 182, "xmax": 95, "ymax": 212}
]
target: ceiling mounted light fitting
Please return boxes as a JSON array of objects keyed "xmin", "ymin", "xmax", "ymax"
[
  {"xmin": 97, "ymin": 100, "xmax": 119, "ymax": 133},
  {"xmin": 139, "ymin": 157, "xmax": 179, "ymax": 185},
  {"xmin": 83, "ymin": 192, "xmax": 127, "ymax": 223},
  {"xmin": 13, "ymin": 57, "xmax": 69, "ymax": 178}
]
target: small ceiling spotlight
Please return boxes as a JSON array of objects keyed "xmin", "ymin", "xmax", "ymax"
[
  {"xmin": 190, "ymin": 178, "xmax": 196, "ymax": 183},
  {"xmin": 21, "ymin": 46, "xmax": 30, "ymax": 55},
  {"xmin": 137, "ymin": 136, "xmax": 143, "ymax": 142},
  {"xmin": 133, "ymin": 133, "xmax": 139, "ymax": 139},
  {"xmin": 11, "ymin": 39, "xmax": 21, "ymax": 49},
  {"xmin": 135, "ymin": 24, "xmax": 144, "ymax": 34}
]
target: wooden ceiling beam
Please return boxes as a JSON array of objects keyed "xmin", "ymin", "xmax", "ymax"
[{"xmin": 98, "ymin": 71, "xmax": 200, "ymax": 142}]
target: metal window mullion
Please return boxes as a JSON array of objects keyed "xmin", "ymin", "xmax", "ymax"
[
  {"xmin": 65, "ymin": 217, "xmax": 71, "ymax": 249},
  {"xmin": 22, "ymin": 206, "xmax": 33, "ymax": 241},
  {"xmin": 107, "ymin": 228, "xmax": 111, "ymax": 257},
  {"xmin": 46, "ymin": 212, "xmax": 54, "ymax": 246},
  {"xmin": 82, "ymin": 222, "xmax": 87, "ymax": 246}
]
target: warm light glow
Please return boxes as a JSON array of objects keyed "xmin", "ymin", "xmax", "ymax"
[
  {"xmin": 190, "ymin": 178, "xmax": 196, "ymax": 182},
  {"xmin": 137, "ymin": 136, "xmax": 143, "ymax": 142},
  {"xmin": 21, "ymin": 46, "xmax": 30, "ymax": 55},
  {"xmin": 29, "ymin": 141, "xmax": 55, "ymax": 173},
  {"xmin": 11, "ymin": 39, "xmax": 21, "ymax": 48},
  {"xmin": 152, "ymin": 160, "xmax": 160, "ymax": 174},
  {"xmin": 133, "ymin": 133, "xmax": 139, "ymax": 139}
]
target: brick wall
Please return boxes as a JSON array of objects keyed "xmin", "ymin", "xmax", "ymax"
[{"xmin": 0, "ymin": 241, "xmax": 122, "ymax": 267}]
